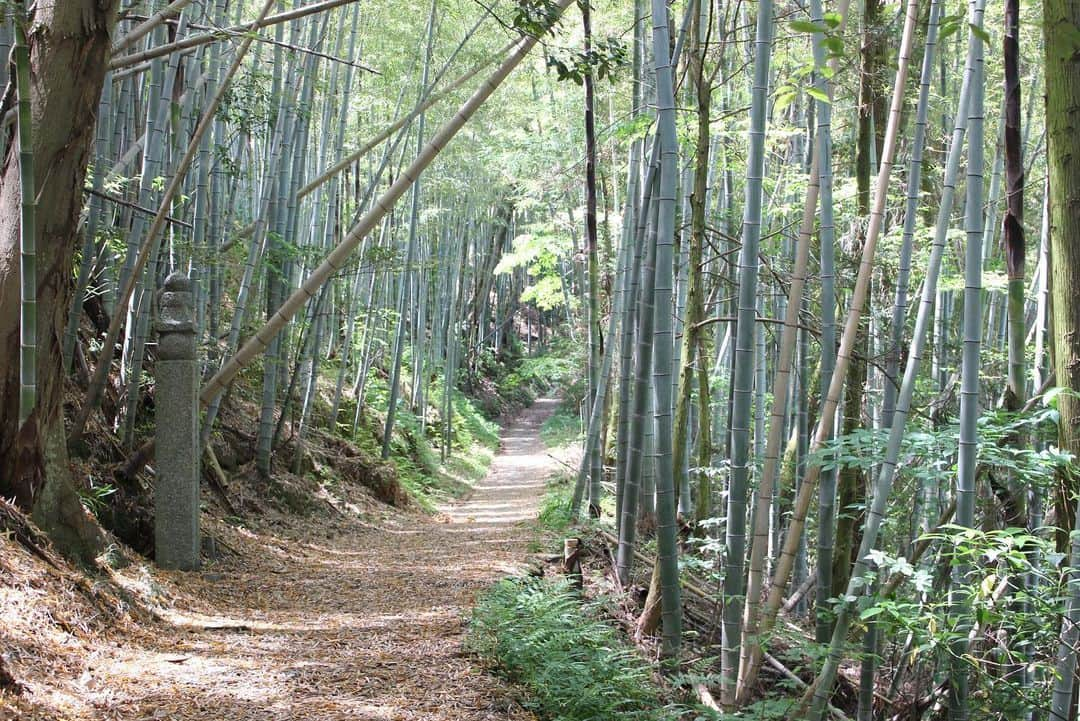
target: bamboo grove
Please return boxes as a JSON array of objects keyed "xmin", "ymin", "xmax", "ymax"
[{"xmin": 2, "ymin": 0, "xmax": 1080, "ymax": 718}]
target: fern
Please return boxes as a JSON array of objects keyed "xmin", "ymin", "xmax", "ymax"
[{"xmin": 467, "ymin": 577, "xmax": 693, "ymax": 720}]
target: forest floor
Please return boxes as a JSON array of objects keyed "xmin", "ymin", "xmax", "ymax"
[{"xmin": 2, "ymin": 398, "xmax": 566, "ymax": 721}]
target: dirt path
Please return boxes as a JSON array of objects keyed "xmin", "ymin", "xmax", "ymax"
[{"xmin": 74, "ymin": 399, "xmax": 563, "ymax": 721}]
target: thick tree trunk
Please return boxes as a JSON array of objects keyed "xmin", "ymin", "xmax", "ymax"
[{"xmin": 0, "ymin": 1, "xmax": 117, "ymax": 561}]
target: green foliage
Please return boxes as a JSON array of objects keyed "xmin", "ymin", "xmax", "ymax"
[
  {"xmin": 503, "ymin": 353, "xmax": 575, "ymax": 396},
  {"xmin": 812, "ymin": 404, "xmax": 1069, "ymax": 499},
  {"xmin": 541, "ymin": 401, "xmax": 582, "ymax": 448},
  {"xmin": 513, "ymin": 0, "xmax": 564, "ymax": 38},
  {"xmin": 78, "ymin": 479, "xmax": 117, "ymax": 515},
  {"xmin": 788, "ymin": 402, "xmax": 1073, "ymax": 716},
  {"xmin": 467, "ymin": 577, "xmax": 687, "ymax": 720},
  {"xmin": 448, "ymin": 387, "xmax": 502, "ymax": 449},
  {"xmin": 536, "ymin": 473, "xmax": 575, "ymax": 533},
  {"xmin": 496, "ymin": 229, "xmax": 574, "ymax": 311},
  {"xmin": 521, "ymin": 274, "xmax": 570, "ymax": 311},
  {"xmin": 854, "ymin": 526, "xmax": 1063, "ymax": 719},
  {"xmin": 546, "ymin": 35, "xmax": 628, "ymax": 85},
  {"xmin": 936, "ymin": 11, "xmax": 968, "ymax": 41}
]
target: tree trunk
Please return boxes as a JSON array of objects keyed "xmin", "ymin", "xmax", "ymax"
[{"xmin": 0, "ymin": 1, "xmax": 117, "ymax": 561}]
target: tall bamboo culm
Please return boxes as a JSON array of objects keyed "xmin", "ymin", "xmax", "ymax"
[{"xmin": 15, "ymin": 4, "xmax": 36, "ymax": 426}]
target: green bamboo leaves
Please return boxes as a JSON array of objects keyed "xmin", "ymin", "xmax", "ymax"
[{"xmin": 199, "ymin": 0, "xmax": 576, "ymax": 413}]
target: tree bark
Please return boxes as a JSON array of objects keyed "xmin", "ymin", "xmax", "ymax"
[{"xmin": 0, "ymin": 1, "xmax": 117, "ymax": 561}]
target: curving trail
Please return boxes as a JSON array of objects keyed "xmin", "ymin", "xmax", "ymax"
[{"xmin": 67, "ymin": 399, "xmax": 562, "ymax": 721}]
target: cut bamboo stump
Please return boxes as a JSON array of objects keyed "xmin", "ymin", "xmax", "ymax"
[{"xmin": 564, "ymin": 537, "xmax": 582, "ymax": 589}]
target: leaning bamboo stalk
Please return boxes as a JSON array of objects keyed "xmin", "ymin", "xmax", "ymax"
[
  {"xmin": 199, "ymin": 1, "xmax": 574, "ymax": 408},
  {"xmin": 883, "ymin": 0, "xmax": 939, "ymax": 428},
  {"xmin": 112, "ymin": 0, "xmax": 198, "ymax": 54},
  {"xmin": 737, "ymin": 0, "xmax": 854, "ymax": 692},
  {"xmin": 613, "ymin": 164, "xmax": 660, "ymax": 567},
  {"xmin": 571, "ymin": 127, "xmax": 642, "ymax": 501},
  {"xmin": 738, "ymin": 0, "xmax": 922, "ymax": 700},
  {"xmin": 295, "ymin": 38, "xmax": 516, "ymax": 201},
  {"xmin": 799, "ymin": 3, "xmax": 980, "ymax": 718},
  {"xmin": 570, "ymin": 237, "xmax": 627, "ymax": 514},
  {"xmin": 108, "ymin": 0, "xmax": 361, "ymax": 70},
  {"xmin": 69, "ymin": 0, "xmax": 278, "ymax": 445},
  {"xmin": 736, "ymin": 123, "xmax": 815, "ymax": 699},
  {"xmin": 763, "ymin": 654, "xmax": 849, "ymax": 721}
]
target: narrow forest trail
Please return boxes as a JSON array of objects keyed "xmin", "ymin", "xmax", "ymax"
[{"xmin": 65, "ymin": 399, "xmax": 563, "ymax": 721}]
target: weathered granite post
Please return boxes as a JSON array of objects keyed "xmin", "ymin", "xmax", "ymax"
[{"xmin": 155, "ymin": 272, "xmax": 200, "ymax": 570}]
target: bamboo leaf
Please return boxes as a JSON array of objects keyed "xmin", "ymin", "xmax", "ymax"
[
  {"xmin": 790, "ymin": 19, "xmax": 828, "ymax": 33},
  {"xmin": 859, "ymin": 605, "xmax": 885, "ymax": 620}
]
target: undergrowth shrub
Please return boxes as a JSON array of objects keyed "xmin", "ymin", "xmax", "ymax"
[
  {"xmin": 540, "ymin": 401, "xmax": 583, "ymax": 448},
  {"xmin": 502, "ymin": 354, "xmax": 576, "ymax": 398},
  {"xmin": 467, "ymin": 577, "xmax": 686, "ymax": 721},
  {"xmin": 536, "ymin": 476, "xmax": 575, "ymax": 534}
]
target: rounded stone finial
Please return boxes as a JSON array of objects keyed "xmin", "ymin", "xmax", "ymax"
[
  {"xmin": 164, "ymin": 271, "xmax": 192, "ymax": 293},
  {"xmin": 158, "ymin": 272, "xmax": 195, "ymax": 360}
]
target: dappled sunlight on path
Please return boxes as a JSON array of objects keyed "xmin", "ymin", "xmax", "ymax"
[
  {"xmin": 69, "ymin": 399, "xmax": 561, "ymax": 721},
  {"xmin": 442, "ymin": 398, "xmax": 560, "ymax": 527}
]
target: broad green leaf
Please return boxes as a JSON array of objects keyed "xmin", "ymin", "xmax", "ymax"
[
  {"xmin": 860, "ymin": 605, "xmax": 885, "ymax": 620},
  {"xmin": 969, "ymin": 22, "xmax": 991, "ymax": 44},
  {"xmin": 790, "ymin": 19, "xmax": 828, "ymax": 33}
]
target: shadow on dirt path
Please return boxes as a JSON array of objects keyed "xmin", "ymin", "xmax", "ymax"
[{"xmin": 60, "ymin": 398, "xmax": 563, "ymax": 721}]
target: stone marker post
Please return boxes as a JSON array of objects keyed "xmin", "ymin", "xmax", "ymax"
[{"xmin": 155, "ymin": 272, "xmax": 200, "ymax": 570}]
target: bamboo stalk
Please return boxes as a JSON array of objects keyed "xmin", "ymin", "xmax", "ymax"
[
  {"xmin": 199, "ymin": 0, "xmax": 575, "ymax": 409},
  {"xmin": 295, "ymin": 39, "xmax": 515, "ymax": 201},
  {"xmin": 112, "ymin": 0, "xmax": 197, "ymax": 54},
  {"xmin": 796, "ymin": 4, "xmax": 982, "ymax": 717},
  {"xmin": 15, "ymin": 5, "xmax": 35, "ymax": 426},
  {"xmin": 739, "ymin": 0, "xmax": 924, "ymax": 703},
  {"xmin": 108, "ymin": 0, "xmax": 362, "ymax": 71},
  {"xmin": 69, "ymin": 0, "xmax": 278, "ymax": 446}
]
